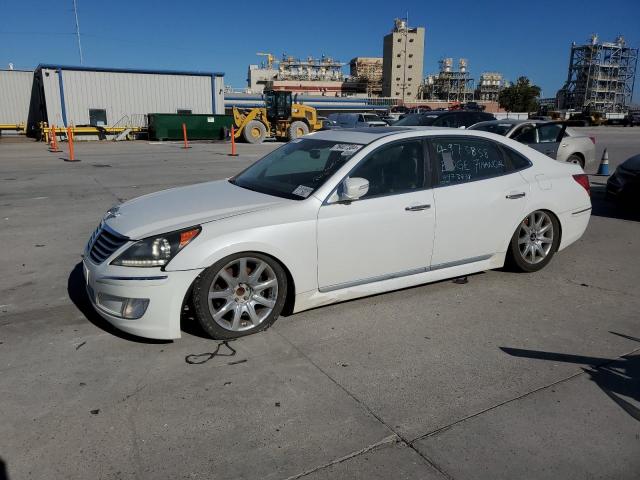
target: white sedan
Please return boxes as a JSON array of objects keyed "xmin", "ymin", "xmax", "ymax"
[
  {"xmin": 83, "ymin": 127, "xmax": 592, "ymax": 340},
  {"xmin": 468, "ymin": 119, "xmax": 596, "ymax": 168}
]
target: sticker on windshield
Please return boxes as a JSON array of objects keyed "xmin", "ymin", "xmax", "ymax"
[
  {"xmin": 442, "ymin": 151, "xmax": 455, "ymax": 172},
  {"xmin": 292, "ymin": 185, "xmax": 314, "ymax": 198},
  {"xmin": 330, "ymin": 144, "xmax": 362, "ymax": 156}
]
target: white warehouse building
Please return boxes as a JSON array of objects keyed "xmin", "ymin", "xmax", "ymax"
[
  {"xmin": 0, "ymin": 69, "xmax": 34, "ymax": 125},
  {"xmin": 23, "ymin": 64, "xmax": 225, "ymax": 132}
]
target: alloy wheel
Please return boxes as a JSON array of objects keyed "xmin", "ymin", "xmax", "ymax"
[
  {"xmin": 517, "ymin": 211, "xmax": 554, "ymax": 265},
  {"xmin": 207, "ymin": 257, "xmax": 278, "ymax": 331}
]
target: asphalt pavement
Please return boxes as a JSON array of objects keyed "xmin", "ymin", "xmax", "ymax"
[{"xmin": 1, "ymin": 127, "xmax": 639, "ymax": 479}]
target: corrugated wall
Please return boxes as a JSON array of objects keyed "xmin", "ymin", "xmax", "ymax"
[
  {"xmin": 41, "ymin": 68, "xmax": 218, "ymax": 126},
  {"xmin": 0, "ymin": 70, "xmax": 33, "ymax": 124}
]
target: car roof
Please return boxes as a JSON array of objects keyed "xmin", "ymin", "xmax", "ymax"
[
  {"xmin": 475, "ymin": 119, "xmax": 549, "ymax": 126},
  {"xmin": 408, "ymin": 110, "xmax": 492, "ymax": 116},
  {"xmin": 309, "ymin": 127, "xmax": 414, "ymax": 143},
  {"xmin": 308, "ymin": 126, "xmax": 506, "ymax": 144}
]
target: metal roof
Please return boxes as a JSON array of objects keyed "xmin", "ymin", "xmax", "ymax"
[{"xmin": 35, "ymin": 64, "xmax": 224, "ymax": 77}]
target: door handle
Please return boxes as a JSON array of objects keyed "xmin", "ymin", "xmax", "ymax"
[
  {"xmin": 561, "ymin": 143, "xmax": 568, "ymax": 147},
  {"xmin": 405, "ymin": 204, "xmax": 431, "ymax": 211},
  {"xmin": 506, "ymin": 192, "xmax": 526, "ymax": 199}
]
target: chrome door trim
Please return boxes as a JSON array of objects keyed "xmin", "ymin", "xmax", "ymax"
[
  {"xmin": 319, "ymin": 267, "xmax": 428, "ymax": 293},
  {"xmin": 571, "ymin": 206, "xmax": 592, "ymax": 215},
  {"xmin": 430, "ymin": 254, "xmax": 492, "ymax": 271},
  {"xmin": 318, "ymin": 254, "xmax": 493, "ymax": 293}
]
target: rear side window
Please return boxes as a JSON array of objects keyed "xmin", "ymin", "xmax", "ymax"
[
  {"xmin": 430, "ymin": 137, "xmax": 507, "ymax": 186},
  {"xmin": 503, "ymin": 147, "xmax": 532, "ymax": 171},
  {"xmin": 433, "ymin": 114, "xmax": 460, "ymax": 128}
]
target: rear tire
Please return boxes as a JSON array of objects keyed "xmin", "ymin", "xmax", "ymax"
[
  {"xmin": 242, "ymin": 121, "xmax": 267, "ymax": 144},
  {"xmin": 506, "ymin": 210, "xmax": 560, "ymax": 273},
  {"xmin": 192, "ymin": 253, "xmax": 287, "ymax": 340},
  {"xmin": 566, "ymin": 154, "xmax": 585, "ymax": 169},
  {"xmin": 288, "ymin": 121, "xmax": 309, "ymax": 141}
]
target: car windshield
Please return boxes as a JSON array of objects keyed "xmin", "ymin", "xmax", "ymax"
[
  {"xmin": 363, "ymin": 114, "xmax": 380, "ymax": 122},
  {"xmin": 231, "ymin": 138, "xmax": 364, "ymax": 200},
  {"xmin": 394, "ymin": 113, "xmax": 439, "ymax": 126},
  {"xmin": 469, "ymin": 122, "xmax": 513, "ymax": 136}
]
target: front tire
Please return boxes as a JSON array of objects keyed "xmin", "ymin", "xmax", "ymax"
[
  {"xmin": 242, "ymin": 120, "xmax": 267, "ymax": 144},
  {"xmin": 288, "ymin": 121, "xmax": 309, "ymax": 141},
  {"xmin": 192, "ymin": 253, "xmax": 287, "ymax": 339},
  {"xmin": 507, "ymin": 210, "xmax": 560, "ymax": 272}
]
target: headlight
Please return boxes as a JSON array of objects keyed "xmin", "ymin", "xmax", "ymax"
[{"xmin": 111, "ymin": 226, "xmax": 201, "ymax": 268}]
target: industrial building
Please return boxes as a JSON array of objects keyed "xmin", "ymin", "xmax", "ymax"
[
  {"xmin": 557, "ymin": 34, "xmax": 638, "ymax": 113},
  {"xmin": 420, "ymin": 58, "xmax": 475, "ymax": 103},
  {"xmin": 246, "ymin": 54, "xmax": 349, "ymax": 95},
  {"xmin": 0, "ymin": 69, "xmax": 33, "ymax": 125},
  {"xmin": 247, "ymin": 64, "xmax": 278, "ymax": 93},
  {"xmin": 349, "ymin": 57, "xmax": 383, "ymax": 96},
  {"xmin": 23, "ymin": 65, "xmax": 224, "ymax": 133},
  {"xmin": 382, "ymin": 19, "xmax": 425, "ymax": 101},
  {"xmin": 476, "ymin": 72, "xmax": 504, "ymax": 102}
]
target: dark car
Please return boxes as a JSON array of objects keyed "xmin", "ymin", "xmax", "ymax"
[
  {"xmin": 607, "ymin": 154, "xmax": 640, "ymax": 203},
  {"xmin": 463, "ymin": 101, "xmax": 485, "ymax": 112},
  {"xmin": 394, "ymin": 110, "xmax": 495, "ymax": 128},
  {"xmin": 623, "ymin": 111, "xmax": 640, "ymax": 127}
]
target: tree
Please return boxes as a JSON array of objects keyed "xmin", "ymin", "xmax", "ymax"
[{"xmin": 498, "ymin": 76, "xmax": 541, "ymax": 112}]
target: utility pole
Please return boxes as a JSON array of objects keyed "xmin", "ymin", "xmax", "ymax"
[
  {"xmin": 401, "ymin": 14, "xmax": 408, "ymax": 104},
  {"xmin": 73, "ymin": 0, "xmax": 84, "ymax": 65}
]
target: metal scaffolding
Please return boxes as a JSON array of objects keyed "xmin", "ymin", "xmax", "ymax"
[
  {"xmin": 420, "ymin": 58, "xmax": 475, "ymax": 102},
  {"xmin": 476, "ymin": 72, "xmax": 503, "ymax": 102},
  {"xmin": 277, "ymin": 54, "xmax": 345, "ymax": 82},
  {"xmin": 349, "ymin": 57, "xmax": 383, "ymax": 96},
  {"xmin": 558, "ymin": 34, "xmax": 638, "ymax": 113}
]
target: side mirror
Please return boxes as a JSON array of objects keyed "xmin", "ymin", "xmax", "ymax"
[
  {"xmin": 458, "ymin": 125, "xmax": 467, "ymax": 129},
  {"xmin": 340, "ymin": 177, "xmax": 369, "ymax": 201}
]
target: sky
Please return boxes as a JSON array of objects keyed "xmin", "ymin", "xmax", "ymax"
[{"xmin": 1, "ymin": 0, "xmax": 639, "ymax": 100}]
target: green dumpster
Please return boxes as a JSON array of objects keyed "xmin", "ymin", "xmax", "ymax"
[{"xmin": 148, "ymin": 113, "xmax": 234, "ymax": 141}]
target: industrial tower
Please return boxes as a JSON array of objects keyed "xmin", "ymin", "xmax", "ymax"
[{"xmin": 557, "ymin": 34, "xmax": 638, "ymax": 113}]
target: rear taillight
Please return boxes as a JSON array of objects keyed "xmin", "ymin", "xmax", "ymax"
[
  {"xmin": 589, "ymin": 136, "xmax": 596, "ymax": 144},
  {"xmin": 573, "ymin": 174, "xmax": 591, "ymax": 196}
]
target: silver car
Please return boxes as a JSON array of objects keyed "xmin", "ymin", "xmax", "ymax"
[
  {"xmin": 469, "ymin": 119, "xmax": 596, "ymax": 168},
  {"xmin": 327, "ymin": 113, "xmax": 388, "ymax": 128}
]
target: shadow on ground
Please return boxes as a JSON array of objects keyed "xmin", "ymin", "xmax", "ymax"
[
  {"xmin": 590, "ymin": 183, "xmax": 640, "ymax": 222},
  {"xmin": 501, "ymin": 331, "xmax": 640, "ymax": 421},
  {"xmin": 67, "ymin": 262, "xmax": 170, "ymax": 344}
]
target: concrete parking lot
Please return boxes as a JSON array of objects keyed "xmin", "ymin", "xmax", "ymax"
[{"xmin": 1, "ymin": 128, "xmax": 639, "ymax": 480}]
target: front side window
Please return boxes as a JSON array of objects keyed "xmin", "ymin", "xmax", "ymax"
[
  {"xmin": 512, "ymin": 124, "xmax": 537, "ymax": 144},
  {"xmin": 431, "ymin": 137, "xmax": 507, "ymax": 186},
  {"xmin": 537, "ymin": 124, "xmax": 563, "ymax": 143},
  {"xmin": 349, "ymin": 140, "xmax": 424, "ymax": 199},
  {"xmin": 232, "ymin": 139, "xmax": 364, "ymax": 200}
]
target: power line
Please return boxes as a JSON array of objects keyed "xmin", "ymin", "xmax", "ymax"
[{"xmin": 72, "ymin": 0, "xmax": 83, "ymax": 65}]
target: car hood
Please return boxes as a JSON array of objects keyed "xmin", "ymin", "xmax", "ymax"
[{"xmin": 104, "ymin": 180, "xmax": 288, "ymax": 239}]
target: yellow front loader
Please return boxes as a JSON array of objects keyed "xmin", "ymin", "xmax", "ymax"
[{"xmin": 232, "ymin": 90, "xmax": 323, "ymax": 144}]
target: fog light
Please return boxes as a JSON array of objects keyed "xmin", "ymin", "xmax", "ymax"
[
  {"xmin": 122, "ymin": 298, "xmax": 150, "ymax": 319},
  {"xmin": 96, "ymin": 293, "xmax": 149, "ymax": 319}
]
